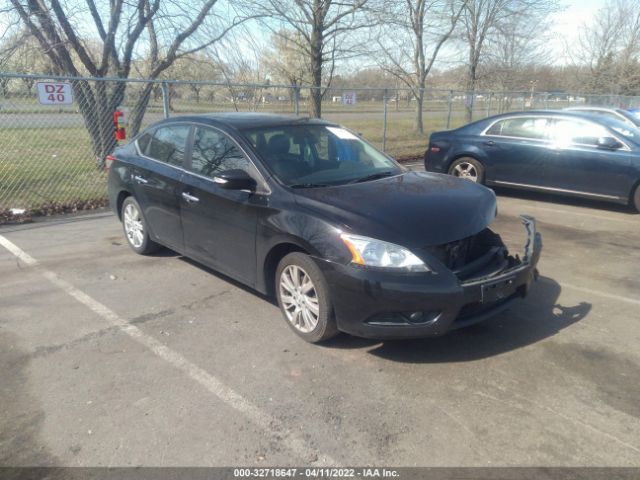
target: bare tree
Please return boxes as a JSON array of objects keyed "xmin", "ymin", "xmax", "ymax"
[
  {"xmin": 3, "ymin": 0, "xmax": 256, "ymax": 166},
  {"xmin": 575, "ymin": 0, "xmax": 640, "ymax": 96},
  {"xmin": 475, "ymin": 9, "xmax": 552, "ymax": 111},
  {"xmin": 0, "ymin": 29, "xmax": 60, "ymax": 94},
  {"xmin": 209, "ymin": 29, "xmax": 270, "ymax": 112},
  {"xmin": 264, "ymin": 30, "xmax": 311, "ymax": 105},
  {"xmin": 485, "ymin": 13, "xmax": 549, "ymax": 88},
  {"xmin": 165, "ymin": 54, "xmax": 221, "ymax": 104},
  {"xmin": 248, "ymin": 0, "xmax": 373, "ymax": 117},
  {"xmin": 460, "ymin": 0, "xmax": 558, "ymax": 121},
  {"xmin": 375, "ymin": 0, "xmax": 466, "ymax": 133}
]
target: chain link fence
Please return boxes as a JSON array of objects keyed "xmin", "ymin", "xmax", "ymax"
[{"xmin": 2, "ymin": 72, "xmax": 640, "ymax": 217}]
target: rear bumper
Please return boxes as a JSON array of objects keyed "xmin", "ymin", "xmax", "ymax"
[{"xmin": 316, "ymin": 216, "xmax": 542, "ymax": 339}]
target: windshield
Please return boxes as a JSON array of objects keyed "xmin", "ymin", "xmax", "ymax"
[{"xmin": 242, "ymin": 124, "xmax": 403, "ymax": 187}]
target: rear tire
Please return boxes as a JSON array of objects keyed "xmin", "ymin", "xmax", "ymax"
[
  {"xmin": 275, "ymin": 252, "xmax": 339, "ymax": 343},
  {"xmin": 121, "ymin": 196, "xmax": 160, "ymax": 255},
  {"xmin": 448, "ymin": 157, "xmax": 485, "ymax": 184},
  {"xmin": 633, "ymin": 184, "xmax": 640, "ymax": 212}
]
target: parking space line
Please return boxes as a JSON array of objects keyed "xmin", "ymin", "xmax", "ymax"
[{"xmin": 0, "ymin": 234, "xmax": 337, "ymax": 466}]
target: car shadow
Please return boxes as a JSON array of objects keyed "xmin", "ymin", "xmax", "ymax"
[
  {"xmin": 171, "ymin": 256, "xmax": 589, "ymax": 362},
  {"xmin": 325, "ymin": 276, "xmax": 591, "ymax": 363},
  {"xmin": 491, "ymin": 186, "xmax": 638, "ymax": 214}
]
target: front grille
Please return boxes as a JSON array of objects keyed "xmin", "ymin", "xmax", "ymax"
[{"xmin": 443, "ymin": 237, "xmax": 473, "ymax": 270}]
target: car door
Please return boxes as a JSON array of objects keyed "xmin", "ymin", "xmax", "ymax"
[
  {"xmin": 545, "ymin": 118, "xmax": 633, "ymax": 199},
  {"xmin": 131, "ymin": 124, "xmax": 190, "ymax": 251},
  {"xmin": 481, "ymin": 116, "xmax": 551, "ymax": 186},
  {"xmin": 180, "ymin": 125, "xmax": 268, "ymax": 286}
]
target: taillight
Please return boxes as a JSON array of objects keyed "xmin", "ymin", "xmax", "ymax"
[
  {"xmin": 430, "ymin": 146, "xmax": 441, "ymax": 153},
  {"xmin": 105, "ymin": 155, "xmax": 116, "ymax": 170}
]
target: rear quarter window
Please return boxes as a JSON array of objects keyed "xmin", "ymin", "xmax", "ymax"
[{"xmin": 136, "ymin": 131, "xmax": 153, "ymax": 155}]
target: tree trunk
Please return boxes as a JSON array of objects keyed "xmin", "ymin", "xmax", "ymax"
[
  {"xmin": 128, "ymin": 82, "xmax": 155, "ymax": 138},
  {"xmin": 414, "ymin": 89, "xmax": 424, "ymax": 134},
  {"xmin": 73, "ymin": 79, "xmax": 125, "ymax": 170},
  {"xmin": 465, "ymin": 54, "xmax": 477, "ymax": 123},
  {"xmin": 309, "ymin": 16, "xmax": 323, "ymax": 118},
  {"xmin": 71, "ymin": 78, "xmax": 153, "ymax": 170},
  {"xmin": 0, "ymin": 78, "xmax": 8, "ymax": 97}
]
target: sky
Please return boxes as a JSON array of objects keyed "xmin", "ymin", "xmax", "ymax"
[{"xmin": 549, "ymin": 0, "xmax": 605, "ymax": 63}]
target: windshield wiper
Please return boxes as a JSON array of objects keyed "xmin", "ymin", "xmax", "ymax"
[
  {"xmin": 347, "ymin": 171, "xmax": 395, "ymax": 184},
  {"xmin": 289, "ymin": 183, "xmax": 331, "ymax": 188}
]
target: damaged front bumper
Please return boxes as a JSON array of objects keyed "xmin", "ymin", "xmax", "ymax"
[{"xmin": 317, "ymin": 215, "xmax": 542, "ymax": 339}]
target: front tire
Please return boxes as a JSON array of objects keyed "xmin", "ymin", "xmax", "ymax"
[
  {"xmin": 275, "ymin": 252, "xmax": 339, "ymax": 343},
  {"xmin": 121, "ymin": 196, "xmax": 160, "ymax": 255},
  {"xmin": 448, "ymin": 157, "xmax": 485, "ymax": 184}
]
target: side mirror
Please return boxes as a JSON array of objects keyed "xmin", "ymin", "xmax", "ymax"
[
  {"xmin": 213, "ymin": 169, "xmax": 257, "ymax": 191},
  {"xmin": 596, "ymin": 137, "xmax": 623, "ymax": 150}
]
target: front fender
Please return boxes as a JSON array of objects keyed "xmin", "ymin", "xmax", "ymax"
[{"xmin": 255, "ymin": 209, "xmax": 351, "ymax": 294}]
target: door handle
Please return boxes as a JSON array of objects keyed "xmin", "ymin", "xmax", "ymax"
[
  {"xmin": 133, "ymin": 175, "xmax": 148, "ymax": 185},
  {"xmin": 483, "ymin": 140, "xmax": 496, "ymax": 146},
  {"xmin": 182, "ymin": 192, "xmax": 200, "ymax": 203}
]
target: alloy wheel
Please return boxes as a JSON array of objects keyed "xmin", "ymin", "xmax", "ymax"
[
  {"xmin": 279, "ymin": 265, "xmax": 320, "ymax": 333},
  {"xmin": 452, "ymin": 162, "xmax": 479, "ymax": 182},
  {"xmin": 123, "ymin": 203, "xmax": 145, "ymax": 248}
]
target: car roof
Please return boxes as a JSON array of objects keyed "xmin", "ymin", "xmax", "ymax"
[
  {"xmin": 474, "ymin": 110, "xmax": 611, "ymax": 124},
  {"xmin": 451, "ymin": 109, "xmax": 635, "ymax": 134},
  {"xmin": 502, "ymin": 109, "xmax": 603, "ymax": 117},
  {"xmin": 564, "ymin": 106, "xmax": 623, "ymax": 113},
  {"xmin": 156, "ymin": 112, "xmax": 337, "ymax": 130}
]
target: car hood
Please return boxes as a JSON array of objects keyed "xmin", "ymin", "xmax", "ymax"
[{"xmin": 294, "ymin": 171, "xmax": 497, "ymax": 247}]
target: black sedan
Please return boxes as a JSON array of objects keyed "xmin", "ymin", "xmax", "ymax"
[
  {"xmin": 107, "ymin": 113, "xmax": 541, "ymax": 343},
  {"xmin": 425, "ymin": 110, "xmax": 640, "ymax": 211}
]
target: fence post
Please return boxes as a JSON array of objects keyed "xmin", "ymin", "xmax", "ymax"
[
  {"xmin": 521, "ymin": 93, "xmax": 526, "ymax": 111},
  {"xmin": 383, "ymin": 88, "xmax": 388, "ymax": 152},
  {"xmin": 486, "ymin": 92, "xmax": 492, "ymax": 117},
  {"xmin": 446, "ymin": 90, "xmax": 453, "ymax": 129},
  {"xmin": 161, "ymin": 82, "xmax": 170, "ymax": 119}
]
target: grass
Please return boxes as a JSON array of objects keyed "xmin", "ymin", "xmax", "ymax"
[{"xmin": 0, "ymin": 127, "xmax": 106, "ymax": 210}]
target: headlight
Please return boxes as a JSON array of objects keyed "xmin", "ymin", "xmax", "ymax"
[{"xmin": 340, "ymin": 233, "xmax": 430, "ymax": 272}]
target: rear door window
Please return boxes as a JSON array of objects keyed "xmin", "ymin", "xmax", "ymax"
[
  {"xmin": 191, "ymin": 127, "xmax": 256, "ymax": 178},
  {"xmin": 486, "ymin": 117, "xmax": 550, "ymax": 140},
  {"xmin": 550, "ymin": 119, "xmax": 610, "ymax": 147},
  {"xmin": 146, "ymin": 125, "xmax": 191, "ymax": 167}
]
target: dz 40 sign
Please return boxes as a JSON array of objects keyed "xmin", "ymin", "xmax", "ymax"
[{"xmin": 37, "ymin": 82, "xmax": 74, "ymax": 105}]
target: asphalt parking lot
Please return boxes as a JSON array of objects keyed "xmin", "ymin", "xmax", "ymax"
[{"xmin": 2, "ymin": 181, "xmax": 640, "ymax": 467}]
